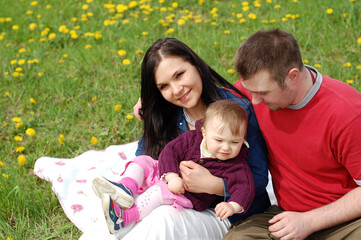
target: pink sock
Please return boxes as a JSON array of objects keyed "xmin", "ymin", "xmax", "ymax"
[
  {"xmin": 119, "ymin": 177, "xmax": 139, "ymax": 195},
  {"xmin": 114, "ymin": 204, "xmax": 140, "ymax": 226}
]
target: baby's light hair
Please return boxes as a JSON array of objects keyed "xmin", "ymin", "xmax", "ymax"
[{"xmin": 202, "ymin": 100, "xmax": 248, "ymax": 136}]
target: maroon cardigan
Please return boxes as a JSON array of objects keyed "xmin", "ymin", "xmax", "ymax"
[{"xmin": 158, "ymin": 121, "xmax": 255, "ymax": 213}]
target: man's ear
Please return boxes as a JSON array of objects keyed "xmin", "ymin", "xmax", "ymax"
[{"xmin": 286, "ymin": 68, "xmax": 300, "ymax": 84}]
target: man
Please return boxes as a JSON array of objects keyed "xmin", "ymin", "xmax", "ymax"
[{"xmin": 224, "ymin": 29, "xmax": 361, "ymax": 239}]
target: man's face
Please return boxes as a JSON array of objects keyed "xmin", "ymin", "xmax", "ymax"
[{"xmin": 240, "ymin": 70, "xmax": 296, "ymax": 111}]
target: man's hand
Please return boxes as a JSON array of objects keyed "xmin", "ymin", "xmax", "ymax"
[
  {"xmin": 133, "ymin": 98, "xmax": 143, "ymax": 120},
  {"xmin": 268, "ymin": 211, "xmax": 314, "ymax": 240},
  {"xmin": 179, "ymin": 161, "xmax": 224, "ymax": 195}
]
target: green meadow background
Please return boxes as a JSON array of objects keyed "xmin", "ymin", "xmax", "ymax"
[{"xmin": 0, "ymin": 0, "xmax": 360, "ymax": 239}]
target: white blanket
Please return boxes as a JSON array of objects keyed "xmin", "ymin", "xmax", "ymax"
[{"xmin": 34, "ymin": 141, "xmax": 276, "ymax": 240}]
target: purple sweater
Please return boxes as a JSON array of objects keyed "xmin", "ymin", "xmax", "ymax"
[{"xmin": 158, "ymin": 121, "xmax": 255, "ymax": 213}]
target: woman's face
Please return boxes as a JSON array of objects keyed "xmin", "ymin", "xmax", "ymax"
[{"xmin": 154, "ymin": 56, "xmax": 203, "ymax": 111}]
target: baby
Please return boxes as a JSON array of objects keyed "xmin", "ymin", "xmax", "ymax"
[{"xmin": 93, "ymin": 100, "xmax": 254, "ymax": 234}]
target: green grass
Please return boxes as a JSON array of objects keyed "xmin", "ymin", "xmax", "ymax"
[{"xmin": 0, "ymin": 0, "xmax": 360, "ymax": 239}]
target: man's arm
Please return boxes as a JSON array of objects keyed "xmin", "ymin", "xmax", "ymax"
[{"xmin": 269, "ymin": 186, "xmax": 361, "ymax": 240}]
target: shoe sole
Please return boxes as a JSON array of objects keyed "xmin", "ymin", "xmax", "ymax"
[
  {"xmin": 102, "ymin": 194, "xmax": 119, "ymax": 234},
  {"xmin": 93, "ymin": 177, "xmax": 134, "ymax": 209}
]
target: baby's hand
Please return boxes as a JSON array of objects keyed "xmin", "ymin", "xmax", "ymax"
[
  {"xmin": 167, "ymin": 177, "xmax": 185, "ymax": 194},
  {"xmin": 215, "ymin": 202, "xmax": 242, "ymax": 220}
]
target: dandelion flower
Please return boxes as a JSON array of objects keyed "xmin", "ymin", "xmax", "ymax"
[
  {"xmin": 91, "ymin": 96, "xmax": 97, "ymax": 102},
  {"xmin": 85, "ymin": 44, "xmax": 91, "ymax": 49},
  {"xmin": 114, "ymin": 105, "xmax": 122, "ymax": 111},
  {"xmin": 26, "ymin": 128, "xmax": 36, "ymax": 136},
  {"xmin": 38, "ymin": 72, "xmax": 43, "ymax": 77},
  {"xmin": 13, "ymin": 25, "xmax": 19, "ymax": 30},
  {"xmin": 118, "ymin": 50, "xmax": 126, "ymax": 56},
  {"xmin": 18, "ymin": 155, "xmax": 26, "ymax": 166},
  {"xmin": 136, "ymin": 50, "xmax": 144, "ymax": 55},
  {"xmin": 59, "ymin": 134, "xmax": 65, "ymax": 144},
  {"xmin": 274, "ymin": 5, "xmax": 281, "ymax": 9},
  {"xmin": 15, "ymin": 122, "xmax": 23, "ymax": 129},
  {"xmin": 166, "ymin": 28, "xmax": 175, "ymax": 34},
  {"xmin": 227, "ymin": 69, "xmax": 235, "ymax": 74},
  {"xmin": 123, "ymin": 59, "xmax": 131, "ymax": 65},
  {"xmin": 224, "ymin": 30, "xmax": 231, "ymax": 34},
  {"xmin": 344, "ymin": 62, "xmax": 351, "ymax": 67},
  {"xmin": 177, "ymin": 19, "xmax": 186, "ymax": 25},
  {"xmin": 16, "ymin": 146, "xmax": 25, "ymax": 152},
  {"xmin": 3, "ymin": 174, "xmax": 9, "ymax": 178},
  {"xmin": 326, "ymin": 8, "xmax": 333, "ymax": 14},
  {"xmin": 4, "ymin": 91, "xmax": 10, "ymax": 97},
  {"xmin": 31, "ymin": 1, "xmax": 38, "ymax": 6},
  {"xmin": 0, "ymin": 161, "xmax": 4, "ymax": 167},
  {"xmin": 91, "ymin": 136, "xmax": 98, "ymax": 144},
  {"xmin": 126, "ymin": 114, "xmax": 133, "ymax": 119},
  {"xmin": 18, "ymin": 59, "xmax": 26, "ymax": 65},
  {"xmin": 358, "ymin": 38, "xmax": 361, "ymax": 44},
  {"xmin": 10, "ymin": 60, "xmax": 17, "ymax": 65},
  {"xmin": 248, "ymin": 13, "xmax": 257, "ymax": 19},
  {"xmin": 48, "ymin": 33, "xmax": 56, "ymax": 40},
  {"xmin": 12, "ymin": 117, "xmax": 21, "ymax": 123},
  {"xmin": 347, "ymin": 80, "xmax": 354, "ymax": 84},
  {"xmin": 314, "ymin": 64, "xmax": 321, "ymax": 68},
  {"xmin": 142, "ymin": 32, "xmax": 148, "ymax": 36}
]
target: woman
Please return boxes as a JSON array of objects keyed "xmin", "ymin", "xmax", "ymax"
[{"xmin": 122, "ymin": 38, "xmax": 270, "ymax": 238}]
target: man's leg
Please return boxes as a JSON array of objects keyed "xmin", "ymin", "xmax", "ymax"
[{"xmin": 223, "ymin": 205, "xmax": 282, "ymax": 240}]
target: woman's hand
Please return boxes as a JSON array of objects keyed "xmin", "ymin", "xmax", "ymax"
[
  {"xmin": 179, "ymin": 161, "xmax": 224, "ymax": 195},
  {"xmin": 133, "ymin": 98, "xmax": 143, "ymax": 120}
]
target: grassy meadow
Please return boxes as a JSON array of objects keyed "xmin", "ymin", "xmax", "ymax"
[{"xmin": 0, "ymin": 0, "xmax": 360, "ymax": 239}]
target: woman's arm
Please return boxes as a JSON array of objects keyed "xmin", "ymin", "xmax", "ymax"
[{"xmin": 179, "ymin": 161, "xmax": 225, "ymax": 196}]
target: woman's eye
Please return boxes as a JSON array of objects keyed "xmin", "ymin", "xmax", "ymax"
[
  {"xmin": 175, "ymin": 72, "xmax": 183, "ymax": 79},
  {"xmin": 160, "ymin": 84, "xmax": 168, "ymax": 90},
  {"xmin": 215, "ymin": 139, "xmax": 222, "ymax": 142}
]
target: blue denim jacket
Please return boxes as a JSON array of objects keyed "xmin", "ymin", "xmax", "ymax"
[{"xmin": 135, "ymin": 88, "xmax": 270, "ymax": 223}]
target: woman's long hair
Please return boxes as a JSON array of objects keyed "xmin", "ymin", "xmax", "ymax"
[{"xmin": 140, "ymin": 38, "xmax": 247, "ymax": 159}]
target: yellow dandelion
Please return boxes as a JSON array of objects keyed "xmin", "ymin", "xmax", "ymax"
[
  {"xmin": 344, "ymin": 62, "xmax": 351, "ymax": 67},
  {"xmin": 123, "ymin": 59, "xmax": 131, "ymax": 65},
  {"xmin": 46, "ymin": 4, "xmax": 52, "ymax": 9},
  {"xmin": 177, "ymin": 19, "xmax": 186, "ymax": 25},
  {"xmin": 172, "ymin": 2, "xmax": 179, "ymax": 8},
  {"xmin": 326, "ymin": 8, "xmax": 333, "ymax": 14},
  {"xmin": 31, "ymin": 1, "xmax": 38, "ymax": 6},
  {"xmin": 26, "ymin": 128, "xmax": 36, "ymax": 136},
  {"xmin": 126, "ymin": 114, "xmax": 133, "ymax": 119},
  {"xmin": 118, "ymin": 49, "xmax": 126, "ymax": 56},
  {"xmin": 12, "ymin": 117, "xmax": 21, "ymax": 123},
  {"xmin": 15, "ymin": 67, "xmax": 22, "ymax": 72},
  {"xmin": 18, "ymin": 59, "xmax": 26, "ymax": 65},
  {"xmin": 357, "ymin": 65, "xmax": 361, "ymax": 70},
  {"xmin": 48, "ymin": 33, "xmax": 56, "ymax": 40},
  {"xmin": 91, "ymin": 96, "xmax": 97, "ymax": 102},
  {"xmin": 13, "ymin": 25, "xmax": 19, "ymax": 30},
  {"xmin": 91, "ymin": 136, "xmax": 98, "ymax": 144},
  {"xmin": 224, "ymin": 30, "xmax": 231, "ymax": 34},
  {"xmin": 114, "ymin": 105, "xmax": 122, "ymax": 111},
  {"xmin": 136, "ymin": 50, "xmax": 144, "ymax": 55},
  {"xmin": 314, "ymin": 64, "xmax": 321, "ymax": 68},
  {"xmin": 0, "ymin": 161, "xmax": 4, "ymax": 167},
  {"xmin": 248, "ymin": 13, "xmax": 257, "ymax": 19},
  {"xmin": 82, "ymin": 4, "xmax": 88, "ymax": 10},
  {"xmin": 15, "ymin": 122, "xmax": 23, "ymax": 129},
  {"xmin": 142, "ymin": 32, "xmax": 148, "ymax": 36},
  {"xmin": 3, "ymin": 173, "xmax": 9, "ymax": 178},
  {"xmin": 227, "ymin": 69, "xmax": 235, "ymax": 74},
  {"xmin": 59, "ymin": 134, "xmax": 65, "ymax": 144},
  {"xmin": 242, "ymin": 6, "xmax": 249, "ymax": 11},
  {"xmin": 5, "ymin": 91, "xmax": 10, "ymax": 97},
  {"xmin": 85, "ymin": 44, "xmax": 91, "ymax": 49},
  {"xmin": 63, "ymin": 54, "xmax": 69, "ymax": 58},
  {"xmin": 38, "ymin": 72, "xmax": 43, "ymax": 77},
  {"xmin": 274, "ymin": 5, "xmax": 281, "ymax": 9},
  {"xmin": 18, "ymin": 48, "xmax": 26, "ymax": 53},
  {"xmin": 30, "ymin": 98, "xmax": 36, "ymax": 104},
  {"xmin": 357, "ymin": 38, "xmax": 361, "ymax": 44},
  {"xmin": 303, "ymin": 59, "xmax": 309, "ymax": 64},
  {"xmin": 18, "ymin": 155, "xmax": 26, "ymax": 166},
  {"xmin": 237, "ymin": 13, "xmax": 243, "ymax": 18},
  {"xmin": 12, "ymin": 72, "xmax": 20, "ymax": 78},
  {"xmin": 16, "ymin": 146, "xmax": 25, "ymax": 153},
  {"xmin": 166, "ymin": 28, "xmax": 175, "ymax": 34},
  {"xmin": 347, "ymin": 80, "xmax": 354, "ymax": 84},
  {"xmin": 10, "ymin": 60, "xmax": 17, "ymax": 65},
  {"xmin": 14, "ymin": 136, "xmax": 23, "ymax": 141}
]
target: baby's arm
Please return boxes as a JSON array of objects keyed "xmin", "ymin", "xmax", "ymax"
[
  {"xmin": 165, "ymin": 172, "xmax": 185, "ymax": 194},
  {"xmin": 215, "ymin": 201, "xmax": 243, "ymax": 220}
]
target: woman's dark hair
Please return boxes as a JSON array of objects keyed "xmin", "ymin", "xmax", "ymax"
[{"xmin": 141, "ymin": 38, "xmax": 248, "ymax": 159}]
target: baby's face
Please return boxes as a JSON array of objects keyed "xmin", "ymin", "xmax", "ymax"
[{"xmin": 202, "ymin": 117, "xmax": 246, "ymax": 161}]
